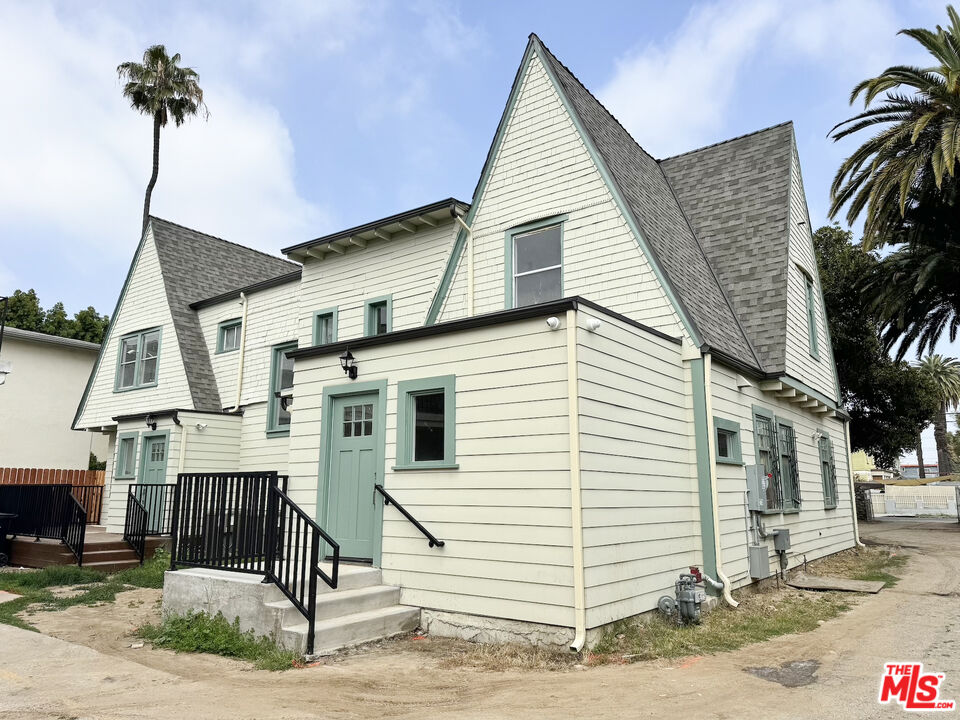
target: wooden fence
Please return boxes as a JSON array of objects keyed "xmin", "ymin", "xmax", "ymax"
[
  {"xmin": 0, "ymin": 468, "xmax": 105, "ymax": 486},
  {"xmin": 0, "ymin": 468, "xmax": 105, "ymax": 523}
]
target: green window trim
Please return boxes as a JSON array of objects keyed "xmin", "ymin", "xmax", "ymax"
[
  {"xmin": 504, "ymin": 214, "xmax": 567, "ymax": 310},
  {"xmin": 113, "ymin": 326, "xmax": 163, "ymax": 392},
  {"xmin": 751, "ymin": 405, "xmax": 802, "ymax": 514},
  {"xmin": 803, "ymin": 271, "xmax": 820, "ymax": 360},
  {"xmin": 713, "ymin": 417, "xmax": 743, "ymax": 465},
  {"xmin": 394, "ymin": 374, "xmax": 458, "ymax": 470},
  {"xmin": 115, "ymin": 432, "xmax": 140, "ymax": 479},
  {"xmin": 312, "ymin": 307, "xmax": 339, "ymax": 346},
  {"xmin": 216, "ymin": 318, "xmax": 242, "ymax": 354},
  {"xmin": 266, "ymin": 341, "xmax": 297, "ymax": 437},
  {"xmin": 819, "ymin": 430, "xmax": 839, "ymax": 509},
  {"xmin": 363, "ymin": 295, "xmax": 393, "ymax": 337}
]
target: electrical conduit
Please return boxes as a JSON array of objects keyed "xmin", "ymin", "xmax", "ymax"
[{"xmin": 232, "ymin": 292, "xmax": 250, "ymax": 412}]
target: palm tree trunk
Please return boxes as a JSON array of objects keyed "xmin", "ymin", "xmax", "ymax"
[
  {"xmin": 917, "ymin": 436, "xmax": 926, "ymax": 478},
  {"xmin": 934, "ymin": 402, "xmax": 952, "ymax": 476},
  {"xmin": 141, "ymin": 111, "xmax": 161, "ymax": 235}
]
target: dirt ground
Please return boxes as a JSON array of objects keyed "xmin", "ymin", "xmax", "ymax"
[{"xmin": 1, "ymin": 517, "xmax": 958, "ymax": 719}]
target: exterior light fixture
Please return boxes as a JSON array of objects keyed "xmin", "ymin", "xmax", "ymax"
[
  {"xmin": 145, "ymin": 414, "xmax": 157, "ymax": 431},
  {"xmin": 340, "ymin": 350, "xmax": 358, "ymax": 380},
  {"xmin": 273, "ymin": 391, "xmax": 292, "ymax": 411}
]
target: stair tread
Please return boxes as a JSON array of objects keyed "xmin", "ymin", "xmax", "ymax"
[
  {"xmin": 265, "ymin": 585, "xmax": 400, "ymax": 610},
  {"xmin": 283, "ymin": 604, "xmax": 419, "ymax": 634}
]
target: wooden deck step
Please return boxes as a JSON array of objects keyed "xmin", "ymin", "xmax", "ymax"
[{"xmin": 8, "ymin": 532, "xmax": 167, "ymax": 570}]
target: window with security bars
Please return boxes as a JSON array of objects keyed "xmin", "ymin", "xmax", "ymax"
[
  {"xmin": 754, "ymin": 414, "xmax": 783, "ymax": 511},
  {"xmin": 778, "ymin": 422, "xmax": 801, "ymax": 510},
  {"xmin": 819, "ymin": 434, "xmax": 838, "ymax": 509},
  {"xmin": 754, "ymin": 411, "xmax": 803, "ymax": 512}
]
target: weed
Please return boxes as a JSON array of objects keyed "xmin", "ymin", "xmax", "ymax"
[
  {"xmin": 807, "ymin": 546, "xmax": 908, "ymax": 588},
  {"xmin": 136, "ymin": 611, "xmax": 302, "ymax": 671}
]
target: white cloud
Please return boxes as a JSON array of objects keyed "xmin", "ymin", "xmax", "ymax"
[{"xmin": 597, "ymin": 0, "xmax": 912, "ymax": 158}]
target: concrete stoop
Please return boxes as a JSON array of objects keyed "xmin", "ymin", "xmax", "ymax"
[{"xmin": 162, "ymin": 565, "xmax": 419, "ymax": 656}]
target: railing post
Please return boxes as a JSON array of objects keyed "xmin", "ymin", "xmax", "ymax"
[
  {"xmin": 307, "ymin": 531, "xmax": 319, "ymax": 656},
  {"xmin": 169, "ymin": 479, "xmax": 182, "ymax": 572},
  {"xmin": 262, "ymin": 482, "xmax": 278, "ymax": 583}
]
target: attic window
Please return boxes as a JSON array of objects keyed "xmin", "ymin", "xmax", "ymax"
[
  {"xmin": 217, "ymin": 319, "xmax": 242, "ymax": 354},
  {"xmin": 505, "ymin": 216, "xmax": 567, "ymax": 309},
  {"xmin": 115, "ymin": 328, "xmax": 161, "ymax": 392},
  {"xmin": 802, "ymin": 270, "xmax": 819, "ymax": 360}
]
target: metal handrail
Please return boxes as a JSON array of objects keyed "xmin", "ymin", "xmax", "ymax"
[
  {"xmin": 63, "ymin": 494, "xmax": 87, "ymax": 566},
  {"xmin": 374, "ymin": 484, "xmax": 444, "ymax": 548},
  {"xmin": 123, "ymin": 490, "xmax": 148, "ymax": 564}
]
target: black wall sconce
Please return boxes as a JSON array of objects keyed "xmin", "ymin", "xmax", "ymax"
[
  {"xmin": 340, "ymin": 350, "xmax": 358, "ymax": 380},
  {"xmin": 144, "ymin": 414, "xmax": 157, "ymax": 431}
]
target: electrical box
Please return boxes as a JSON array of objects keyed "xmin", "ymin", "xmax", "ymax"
[
  {"xmin": 772, "ymin": 528, "xmax": 791, "ymax": 551},
  {"xmin": 746, "ymin": 465, "xmax": 770, "ymax": 512},
  {"xmin": 748, "ymin": 544, "xmax": 770, "ymax": 579}
]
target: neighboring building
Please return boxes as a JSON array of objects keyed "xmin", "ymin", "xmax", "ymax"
[
  {"xmin": 901, "ymin": 463, "xmax": 940, "ymax": 479},
  {"xmin": 1, "ymin": 326, "xmax": 108, "ymax": 469},
  {"xmin": 74, "ymin": 35, "xmax": 857, "ymax": 647},
  {"xmin": 850, "ymin": 450, "xmax": 895, "ymax": 483}
]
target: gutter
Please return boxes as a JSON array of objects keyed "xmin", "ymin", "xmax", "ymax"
[
  {"xmin": 564, "ymin": 308, "xmax": 588, "ymax": 651},
  {"xmin": 453, "ymin": 210, "xmax": 475, "ymax": 316}
]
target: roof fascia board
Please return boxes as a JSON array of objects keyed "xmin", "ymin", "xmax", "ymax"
[
  {"xmin": 425, "ymin": 40, "xmax": 540, "ymax": 325},
  {"xmin": 189, "ymin": 269, "xmax": 302, "ymax": 310},
  {"xmin": 531, "ymin": 39, "xmax": 702, "ymax": 347},
  {"xmin": 72, "ymin": 223, "xmax": 151, "ymax": 430}
]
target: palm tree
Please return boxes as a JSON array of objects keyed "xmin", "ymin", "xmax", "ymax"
[
  {"xmin": 118, "ymin": 45, "xmax": 208, "ymax": 234},
  {"xmin": 916, "ymin": 354, "xmax": 960, "ymax": 475}
]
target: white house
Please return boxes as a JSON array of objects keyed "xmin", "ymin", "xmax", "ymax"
[
  {"xmin": 74, "ymin": 35, "xmax": 858, "ymax": 652},
  {"xmin": 1, "ymin": 326, "xmax": 108, "ymax": 469}
]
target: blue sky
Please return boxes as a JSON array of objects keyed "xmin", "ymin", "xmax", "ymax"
[{"xmin": 0, "ymin": 0, "xmax": 954, "ymax": 459}]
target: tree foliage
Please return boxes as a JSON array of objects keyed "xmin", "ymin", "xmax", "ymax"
[
  {"xmin": 2, "ymin": 288, "xmax": 109, "ymax": 345},
  {"xmin": 916, "ymin": 354, "xmax": 960, "ymax": 474},
  {"xmin": 813, "ymin": 225, "xmax": 939, "ymax": 467}
]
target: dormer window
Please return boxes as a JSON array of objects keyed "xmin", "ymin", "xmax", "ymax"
[{"xmin": 115, "ymin": 328, "xmax": 161, "ymax": 391}]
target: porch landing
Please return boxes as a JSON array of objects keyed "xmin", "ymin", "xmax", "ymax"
[
  {"xmin": 9, "ymin": 525, "xmax": 168, "ymax": 571},
  {"xmin": 162, "ymin": 565, "xmax": 420, "ymax": 656}
]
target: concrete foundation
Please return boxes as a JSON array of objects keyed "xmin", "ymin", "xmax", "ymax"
[{"xmin": 420, "ymin": 609, "xmax": 605, "ymax": 649}]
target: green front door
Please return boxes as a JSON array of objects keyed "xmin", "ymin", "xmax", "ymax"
[
  {"xmin": 138, "ymin": 433, "xmax": 169, "ymax": 531},
  {"xmin": 326, "ymin": 393, "xmax": 379, "ymax": 560}
]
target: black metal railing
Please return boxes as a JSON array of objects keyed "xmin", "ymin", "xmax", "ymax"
[
  {"xmin": 375, "ymin": 484, "xmax": 444, "ymax": 548},
  {"xmin": 168, "ymin": 472, "xmax": 339, "ymax": 655},
  {"xmin": 265, "ymin": 486, "xmax": 340, "ymax": 655},
  {"xmin": 128, "ymin": 483, "xmax": 176, "ymax": 536},
  {"xmin": 124, "ymin": 490, "xmax": 148, "ymax": 564},
  {"xmin": 0, "ymin": 485, "xmax": 88, "ymax": 565},
  {"xmin": 63, "ymin": 495, "xmax": 87, "ymax": 565},
  {"xmin": 71, "ymin": 485, "xmax": 104, "ymax": 525}
]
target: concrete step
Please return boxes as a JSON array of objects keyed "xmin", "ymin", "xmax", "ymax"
[
  {"xmin": 314, "ymin": 564, "xmax": 381, "ymax": 595},
  {"xmin": 263, "ymin": 585, "xmax": 401, "ymax": 627},
  {"xmin": 279, "ymin": 604, "xmax": 420, "ymax": 655}
]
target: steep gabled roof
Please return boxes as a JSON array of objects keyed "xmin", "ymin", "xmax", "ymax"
[
  {"xmin": 661, "ymin": 123, "xmax": 795, "ymax": 373},
  {"xmin": 532, "ymin": 35, "xmax": 761, "ymax": 371},
  {"xmin": 150, "ymin": 217, "xmax": 298, "ymax": 411}
]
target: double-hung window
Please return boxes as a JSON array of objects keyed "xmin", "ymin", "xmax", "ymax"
[
  {"xmin": 507, "ymin": 218, "xmax": 564, "ymax": 308},
  {"xmin": 217, "ymin": 319, "xmax": 242, "ymax": 353},
  {"xmin": 364, "ymin": 296, "xmax": 392, "ymax": 337},
  {"xmin": 819, "ymin": 432, "xmax": 838, "ymax": 509},
  {"xmin": 313, "ymin": 307, "xmax": 338, "ymax": 345},
  {"xmin": 752, "ymin": 406, "xmax": 802, "ymax": 513},
  {"xmin": 803, "ymin": 270, "xmax": 819, "ymax": 359},
  {"xmin": 115, "ymin": 433, "xmax": 139, "ymax": 479},
  {"xmin": 115, "ymin": 328, "xmax": 161, "ymax": 391},
  {"xmin": 395, "ymin": 375, "xmax": 457, "ymax": 469},
  {"xmin": 267, "ymin": 342, "xmax": 297, "ymax": 435}
]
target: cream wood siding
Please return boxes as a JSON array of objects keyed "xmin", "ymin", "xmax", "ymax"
[
  {"xmin": 287, "ymin": 317, "xmax": 576, "ymax": 627},
  {"xmin": 296, "ymin": 220, "xmax": 459, "ymax": 346},
  {"xmin": 76, "ymin": 228, "xmax": 193, "ymax": 429},
  {"xmin": 710, "ymin": 362, "xmax": 855, "ymax": 586},
  {"xmin": 239, "ymin": 403, "xmax": 289, "ymax": 475},
  {"xmin": 179, "ymin": 412, "xmax": 242, "ymax": 474},
  {"xmin": 196, "ymin": 281, "xmax": 300, "ymax": 410},
  {"xmin": 438, "ymin": 52, "xmax": 685, "ymax": 340},
  {"xmin": 101, "ymin": 432, "xmax": 117, "ymax": 526},
  {"xmin": 575, "ymin": 308, "xmax": 700, "ymax": 628},
  {"xmin": 783, "ymin": 145, "xmax": 837, "ymax": 400}
]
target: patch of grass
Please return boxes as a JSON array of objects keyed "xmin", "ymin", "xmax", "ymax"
[
  {"xmin": 136, "ymin": 611, "xmax": 302, "ymax": 671},
  {"xmin": 592, "ymin": 590, "xmax": 850, "ymax": 662},
  {"xmin": 0, "ymin": 547, "xmax": 171, "ymax": 629},
  {"xmin": 807, "ymin": 546, "xmax": 908, "ymax": 588}
]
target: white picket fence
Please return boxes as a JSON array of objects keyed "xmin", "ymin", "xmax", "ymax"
[{"xmin": 870, "ymin": 486, "xmax": 960, "ymax": 517}]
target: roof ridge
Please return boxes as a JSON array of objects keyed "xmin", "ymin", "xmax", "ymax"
[
  {"xmin": 531, "ymin": 36, "xmax": 662, "ymax": 168},
  {"xmin": 659, "ymin": 121, "xmax": 793, "ymax": 162},
  {"xmin": 149, "ymin": 216, "xmax": 298, "ymax": 269}
]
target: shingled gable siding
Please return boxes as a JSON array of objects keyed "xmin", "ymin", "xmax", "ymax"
[
  {"xmin": 575, "ymin": 307, "xmax": 700, "ymax": 628},
  {"xmin": 710, "ymin": 362, "xmax": 855, "ymax": 586},
  {"xmin": 197, "ymin": 281, "xmax": 300, "ymax": 474},
  {"xmin": 76, "ymin": 227, "xmax": 193, "ymax": 429},
  {"xmin": 783, "ymin": 145, "xmax": 838, "ymax": 401},
  {"xmin": 437, "ymin": 53, "xmax": 685, "ymax": 340},
  {"xmin": 286, "ymin": 316, "xmax": 576, "ymax": 627},
  {"xmin": 295, "ymin": 220, "xmax": 459, "ymax": 347}
]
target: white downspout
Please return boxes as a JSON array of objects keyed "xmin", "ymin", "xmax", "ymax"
[
  {"xmin": 454, "ymin": 215, "xmax": 474, "ymax": 316},
  {"xmin": 232, "ymin": 292, "xmax": 250, "ymax": 411},
  {"xmin": 178, "ymin": 423, "xmax": 189, "ymax": 475},
  {"xmin": 565, "ymin": 309, "xmax": 587, "ymax": 651},
  {"xmin": 703, "ymin": 353, "xmax": 739, "ymax": 608},
  {"xmin": 844, "ymin": 420, "xmax": 864, "ymax": 547}
]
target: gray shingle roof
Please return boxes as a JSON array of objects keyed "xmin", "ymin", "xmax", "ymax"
[
  {"xmin": 534, "ymin": 36, "xmax": 761, "ymax": 370},
  {"xmin": 661, "ymin": 123, "xmax": 794, "ymax": 373},
  {"xmin": 150, "ymin": 217, "xmax": 299, "ymax": 411}
]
